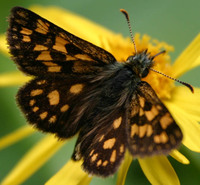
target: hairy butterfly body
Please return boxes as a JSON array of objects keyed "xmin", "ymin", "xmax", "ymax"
[{"xmin": 7, "ymin": 7, "xmax": 183, "ymax": 176}]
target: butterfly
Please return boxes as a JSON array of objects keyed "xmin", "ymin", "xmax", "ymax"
[{"xmin": 7, "ymin": 7, "xmax": 185, "ymax": 177}]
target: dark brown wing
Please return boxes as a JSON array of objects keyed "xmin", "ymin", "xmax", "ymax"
[
  {"xmin": 17, "ymin": 77, "xmax": 92, "ymax": 138},
  {"xmin": 72, "ymin": 109, "xmax": 127, "ymax": 177},
  {"xmin": 7, "ymin": 7, "xmax": 116, "ymax": 77},
  {"xmin": 127, "ymin": 81, "xmax": 183, "ymax": 157}
]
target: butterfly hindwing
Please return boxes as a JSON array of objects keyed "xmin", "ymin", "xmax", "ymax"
[
  {"xmin": 72, "ymin": 109, "xmax": 128, "ymax": 177},
  {"xmin": 17, "ymin": 76, "xmax": 92, "ymax": 138},
  {"xmin": 7, "ymin": 7, "xmax": 116, "ymax": 77},
  {"xmin": 127, "ymin": 81, "xmax": 183, "ymax": 156}
]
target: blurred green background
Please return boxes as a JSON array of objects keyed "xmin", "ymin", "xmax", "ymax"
[{"xmin": 0, "ymin": 0, "xmax": 199, "ymax": 185}]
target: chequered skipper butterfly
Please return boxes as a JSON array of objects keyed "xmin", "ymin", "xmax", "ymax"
[{"xmin": 7, "ymin": 7, "xmax": 192, "ymax": 177}]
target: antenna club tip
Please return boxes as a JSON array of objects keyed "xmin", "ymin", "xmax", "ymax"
[
  {"xmin": 190, "ymin": 85, "xmax": 194, "ymax": 93},
  {"xmin": 182, "ymin": 82, "xmax": 194, "ymax": 93},
  {"xmin": 120, "ymin": 9, "xmax": 126, "ymax": 12},
  {"xmin": 120, "ymin": 9, "xmax": 129, "ymax": 20}
]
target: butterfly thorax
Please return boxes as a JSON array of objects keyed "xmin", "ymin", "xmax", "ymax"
[
  {"xmin": 125, "ymin": 50, "xmax": 154, "ymax": 79},
  {"xmin": 87, "ymin": 51, "xmax": 154, "ymax": 111}
]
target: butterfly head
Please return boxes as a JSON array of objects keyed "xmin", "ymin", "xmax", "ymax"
[{"xmin": 126, "ymin": 49, "xmax": 154, "ymax": 78}]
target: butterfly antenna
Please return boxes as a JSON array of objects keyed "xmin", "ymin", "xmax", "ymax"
[
  {"xmin": 120, "ymin": 9, "xmax": 137, "ymax": 54},
  {"xmin": 150, "ymin": 68, "xmax": 194, "ymax": 93},
  {"xmin": 152, "ymin": 50, "xmax": 166, "ymax": 58}
]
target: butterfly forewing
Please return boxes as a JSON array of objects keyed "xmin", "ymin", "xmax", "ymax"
[
  {"xmin": 127, "ymin": 82, "xmax": 183, "ymax": 156},
  {"xmin": 7, "ymin": 7, "xmax": 116, "ymax": 77}
]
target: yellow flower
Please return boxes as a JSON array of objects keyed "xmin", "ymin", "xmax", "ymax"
[{"xmin": 0, "ymin": 5, "xmax": 200, "ymax": 185}]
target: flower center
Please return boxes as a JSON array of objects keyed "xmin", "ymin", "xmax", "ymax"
[{"xmin": 108, "ymin": 33, "xmax": 175, "ymax": 100}]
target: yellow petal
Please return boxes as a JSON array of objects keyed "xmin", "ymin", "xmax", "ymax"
[
  {"xmin": 0, "ymin": 126, "xmax": 35, "ymax": 150},
  {"xmin": 46, "ymin": 160, "xmax": 92, "ymax": 185},
  {"xmin": 29, "ymin": 5, "xmax": 130, "ymax": 59},
  {"xmin": 29, "ymin": 6, "xmax": 176, "ymax": 67},
  {"xmin": 0, "ymin": 35, "xmax": 9, "ymax": 55},
  {"xmin": 165, "ymin": 102, "xmax": 200, "ymax": 152},
  {"xmin": 170, "ymin": 150, "xmax": 190, "ymax": 164},
  {"xmin": 139, "ymin": 156, "xmax": 180, "ymax": 185},
  {"xmin": 1, "ymin": 135, "xmax": 64, "ymax": 185},
  {"xmin": 0, "ymin": 71, "xmax": 31, "ymax": 87},
  {"xmin": 172, "ymin": 33, "xmax": 200, "ymax": 78},
  {"xmin": 116, "ymin": 151, "xmax": 132, "ymax": 185},
  {"xmin": 167, "ymin": 87, "xmax": 200, "ymax": 121}
]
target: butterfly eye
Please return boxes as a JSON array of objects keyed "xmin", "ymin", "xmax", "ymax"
[{"xmin": 141, "ymin": 68, "xmax": 149, "ymax": 78}]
